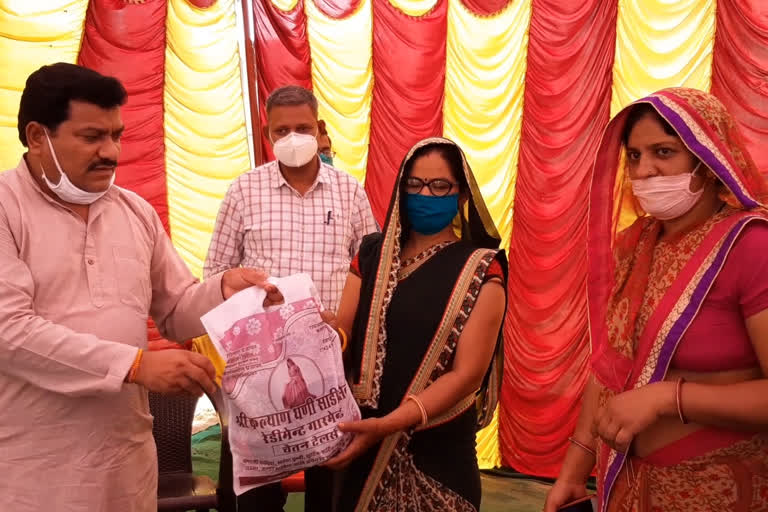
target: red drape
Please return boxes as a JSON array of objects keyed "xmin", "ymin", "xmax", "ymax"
[
  {"xmin": 187, "ymin": 0, "xmax": 217, "ymax": 7},
  {"xmin": 363, "ymin": 0, "xmax": 447, "ymax": 225},
  {"xmin": 252, "ymin": 0, "xmax": 312, "ymax": 162},
  {"xmin": 460, "ymin": 0, "xmax": 511, "ymax": 16},
  {"xmin": 500, "ymin": 0, "xmax": 618, "ymax": 477},
  {"xmin": 78, "ymin": 0, "xmax": 169, "ymax": 232},
  {"xmin": 312, "ymin": 0, "xmax": 362, "ymax": 19},
  {"xmin": 78, "ymin": 0, "xmax": 169, "ymax": 343},
  {"xmin": 711, "ymin": 0, "xmax": 768, "ymax": 176}
]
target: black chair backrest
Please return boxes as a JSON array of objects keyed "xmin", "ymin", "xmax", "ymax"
[{"xmin": 148, "ymin": 392, "xmax": 198, "ymax": 474}]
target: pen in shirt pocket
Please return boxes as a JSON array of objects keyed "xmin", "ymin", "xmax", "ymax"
[{"xmin": 326, "ymin": 210, "xmax": 333, "ymax": 225}]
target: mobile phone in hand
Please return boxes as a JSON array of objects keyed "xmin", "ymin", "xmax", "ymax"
[{"xmin": 558, "ymin": 494, "xmax": 597, "ymax": 512}]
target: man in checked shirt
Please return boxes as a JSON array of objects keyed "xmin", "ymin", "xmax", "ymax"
[{"xmin": 204, "ymin": 85, "xmax": 378, "ymax": 512}]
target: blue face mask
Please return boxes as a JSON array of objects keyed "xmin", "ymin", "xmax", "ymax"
[
  {"xmin": 406, "ymin": 193, "xmax": 459, "ymax": 235},
  {"xmin": 319, "ymin": 153, "xmax": 334, "ymax": 166}
]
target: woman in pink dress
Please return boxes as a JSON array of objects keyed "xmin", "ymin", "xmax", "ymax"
[
  {"xmin": 545, "ymin": 88, "xmax": 768, "ymax": 512},
  {"xmin": 282, "ymin": 358, "xmax": 316, "ymax": 409}
]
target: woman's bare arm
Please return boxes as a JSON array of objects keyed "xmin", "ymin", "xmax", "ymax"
[
  {"xmin": 335, "ymin": 271, "xmax": 362, "ymax": 336},
  {"xmin": 557, "ymin": 376, "xmax": 599, "ymax": 483}
]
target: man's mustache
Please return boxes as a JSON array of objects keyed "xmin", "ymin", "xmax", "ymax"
[{"xmin": 88, "ymin": 160, "xmax": 118, "ymax": 171}]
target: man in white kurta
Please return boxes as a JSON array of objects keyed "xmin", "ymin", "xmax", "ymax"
[
  {"xmin": 0, "ymin": 158, "xmax": 222, "ymax": 510},
  {"xmin": 0, "ymin": 62, "xmax": 277, "ymax": 511}
]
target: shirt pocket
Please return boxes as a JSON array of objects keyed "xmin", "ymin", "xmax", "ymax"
[
  {"xmin": 318, "ymin": 212, "xmax": 351, "ymax": 257},
  {"xmin": 113, "ymin": 246, "xmax": 150, "ymax": 312}
]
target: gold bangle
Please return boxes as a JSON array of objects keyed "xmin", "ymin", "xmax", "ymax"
[
  {"xmin": 407, "ymin": 394, "xmax": 428, "ymax": 427},
  {"xmin": 676, "ymin": 377, "xmax": 688, "ymax": 424},
  {"xmin": 127, "ymin": 348, "xmax": 144, "ymax": 383},
  {"xmin": 337, "ymin": 327, "xmax": 348, "ymax": 352},
  {"xmin": 568, "ymin": 436, "xmax": 596, "ymax": 457}
]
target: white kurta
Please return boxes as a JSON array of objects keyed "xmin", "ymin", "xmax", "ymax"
[{"xmin": 0, "ymin": 158, "xmax": 224, "ymax": 511}]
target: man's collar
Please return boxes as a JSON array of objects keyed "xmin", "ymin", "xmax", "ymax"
[{"xmin": 269, "ymin": 158, "xmax": 330, "ymax": 190}]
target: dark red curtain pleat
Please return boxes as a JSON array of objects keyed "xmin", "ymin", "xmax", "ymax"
[
  {"xmin": 500, "ymin": 0, "xmax": 618, "ymax": 477},
  {"xmin": 312, "ymin": 0, "xmax": 362, "ymax": 19},
  {"xmin": 460, "ymin": 0, "xmax": 511, "ymax": 17},
  {"xmin": 253, "ymin": 0, "xmax": 313, "ymax": 163},
  {"xmin": 363, "ymin": 0, "xmax": 447, "ymax": 225},
  {"xmin": 711, "ymin": 0, "xmax": 768, "ymax": 176},
  {"xmin": 78, "ymin": 0, "xmax": 169, "ymax": 232}
]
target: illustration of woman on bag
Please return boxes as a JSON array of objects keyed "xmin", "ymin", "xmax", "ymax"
[{"xmin": 282, "ymin": 358, "xmax": 317, "ymax": 409}]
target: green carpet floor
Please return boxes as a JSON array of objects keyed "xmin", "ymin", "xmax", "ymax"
[{"xmin": 191, "ymin": 425, "xmax": 552, "ymax": 511}]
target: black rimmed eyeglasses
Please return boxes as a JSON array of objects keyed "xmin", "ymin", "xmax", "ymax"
[{"xmin": 404, "ymin": 177, "xmax": 458, "ymax": 197}]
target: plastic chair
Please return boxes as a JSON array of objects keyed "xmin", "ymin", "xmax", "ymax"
[
  {"xmin": 281, "ymin": 471, "xmax": 306, "ymax": 493},
  {"xmin": 149, "ymin": 389, "xmax": 235, "ymax": 512}
]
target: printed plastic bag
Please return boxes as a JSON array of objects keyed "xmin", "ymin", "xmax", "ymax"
[{"xmin": 201, "ymin": 273, "xmax": 360, "ymax": 494}]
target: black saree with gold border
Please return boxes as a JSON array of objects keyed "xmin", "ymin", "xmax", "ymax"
[{"xmin": 336, "ymin": 138, "xmax": 508, "ymax": 512}]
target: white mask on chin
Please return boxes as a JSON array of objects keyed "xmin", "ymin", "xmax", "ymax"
[
  {"xmin": 41, "ymin": 131, "xmax": 114, "ymax": 205},
  {"xmin": 272, "ymin": 132, "xmax": 319, "ymax": 168},
  {"xmin": 630, "ymin": 163, "xmax": 704, "ymax": 220}
]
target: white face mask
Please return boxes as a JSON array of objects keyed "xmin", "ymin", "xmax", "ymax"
[
  {"xmin": 630, "ymin": 163, "xmax": 704, "ymax": 221},
  {"xmin": 41, "ymin": 131, "xmax": 114, "ymax": 205},
  {"xmin": 272, "ymin": 131, "xmax": 318, "ymax": 168}
]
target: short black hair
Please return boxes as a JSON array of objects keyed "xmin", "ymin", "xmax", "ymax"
[
  {"xmin": 622, "ymin": 103, "xmax": 677, "ymax": 146},
  {"xmin": 17, "ymin": 62, "xmax": 127, "ymax": 147},
  {"xmin": 266, "ymin": 85, "xmax": 318, "ymax": 117}
]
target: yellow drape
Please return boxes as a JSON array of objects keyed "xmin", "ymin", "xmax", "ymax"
[
  {"xmin": 388, "ymin": 0, "xmax": 438, "ymax": 17},
  {"xmin": 442, "ymin": 0, "xmax": 532, "ymax": 248},
  {"xmin": 305, "ymin": 0, "xmax": 373, "ymax": 183},
  {"xmin": 193, "ymin": 334, "xmax": 225, "ymax": 386},
  {"xmin": 270, "ymin": 0, "xmax": 299, "ymax": 12},
  {"xmin": 0, "ymin": 0, "xmax": 88, "ymax": 171},
  {"xmin": 476, "ymin": 406, "xmax": 501, "ymax": 469},
  {"xmin": 164, "ymin": 0, "xmax": 251, "ymax": 279},
  {"xmin": 610, "ymin": 0, "xmax": 716, "ymax": 116}
]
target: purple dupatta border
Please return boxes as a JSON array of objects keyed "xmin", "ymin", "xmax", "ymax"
[
  {"xmin": 600, "ymin": 216, "xmax": 758, "ymax": 512},
  {"xmin": 646, "ymin": 96, "xmax": 759, "ymax": 209}
]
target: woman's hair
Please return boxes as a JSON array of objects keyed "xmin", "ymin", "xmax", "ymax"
[
  {"xmin": 621, "ymin": 103, "xmax": 677, "ymax": 146},
  {"xmin": 401, "ymin": 143, "xmax": 468, "ymax": 192},
  {"xmin": 398, "ymin": 143, "xmax": 468, "ymax": 243}
]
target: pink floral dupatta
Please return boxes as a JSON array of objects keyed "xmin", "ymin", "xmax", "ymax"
[{"xmin": 586, "ymin": 88, "xmax": 768, "ymax": 512}]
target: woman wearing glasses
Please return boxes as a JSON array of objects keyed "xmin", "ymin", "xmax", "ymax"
[{"xmin": 322, "ymin": 138, "xmax": 507, "ymax": 511}]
